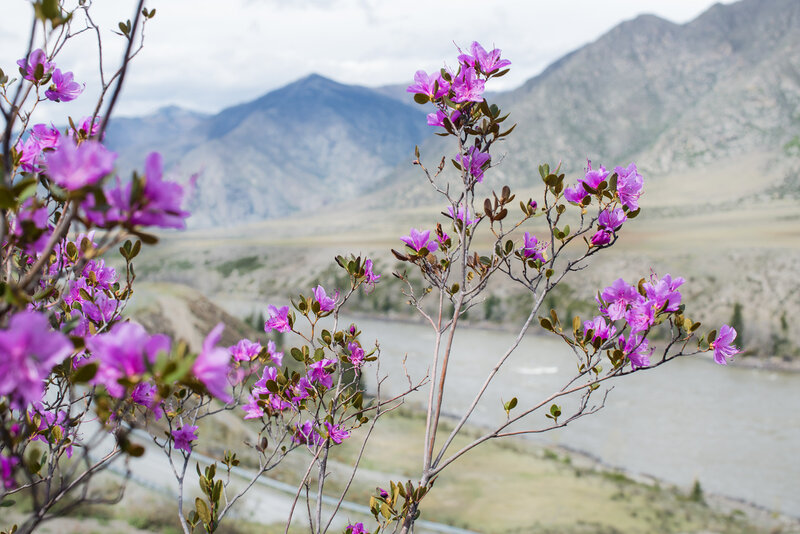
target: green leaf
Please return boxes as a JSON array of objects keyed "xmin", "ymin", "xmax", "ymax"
[
  {"xmin": 195, "ymin": 498, "xmax": 211, "ymax": 525},
  {"xmin": 413, "ymin": 93, "xmax": 429, "ymax": 105},
  {"xmin": 0, "ymin": 499, "xmax": 15, "ymax": 508},
  {"xmin": 42, "ymin": 0, "xmax": 60, "ymax": 19},
  {"xmin": 539, "ymin": 317, "xmax": 553, "ymax": 331}
]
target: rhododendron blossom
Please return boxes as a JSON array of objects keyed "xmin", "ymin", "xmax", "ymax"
[
  {"xmin": 711, "ymin": 324, "xmax": 741, "ymax": 364},
  {"xmin": 312, "ymin": 285, "xmax": 338, "ymax": 312},
  {"xmin": 45, "ymin": 69, "xmax": 83, "ymax": 102},
  {"xmin": 192, "ymin": 323, "xmax": 233, "ymax": 403},
  {"xmin": 520, "ymin": 232, "xmax": 545, "ymax": 262},
  {"xmin": 265, "ymin": 305, "xmax": 291, "ymax": 333},
  {"xmin": 458, "ymin": 41, "xmax": 511, "ymax": 74},
  {"xmin": 455, "ymin": 146, "xmax": 490, "ymax": 182},
  {"xmin": 615, "ymin": 163, "xmax": 644, "ymax": 210},
  {"xmin": 171, "ymin": 425, "xmax": 198, "ymax": 452},
  {"xmin": 46, "ymin": 139, "xmax": 117, "ymax": 190},
  {"xmin": 0, "ymin": 311, "xmax": 73, "ymax": 409},
  {"xmin": 401, "ymin": 228, "xmax": 438, "ymax": 253},
  {"xmin": 17, "ymin": 49, "xmax": 53, "ymax": 82},
  {"xmin": 406, "ymin": 70, "xmax": 449, "ymax": 99}
]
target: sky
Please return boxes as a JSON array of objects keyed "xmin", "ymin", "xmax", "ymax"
[{"xmin": 0, "ymin": 0, "xmax": 738, "ymax": 122}]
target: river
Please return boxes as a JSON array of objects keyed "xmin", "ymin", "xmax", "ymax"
[{"xmin": 346, "ymin": 315, "xmax": 800, "ymax": 518}]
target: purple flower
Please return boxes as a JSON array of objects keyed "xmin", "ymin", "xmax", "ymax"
[
  {"xmin": 46, "ymin": 139, "xmax": 117, "ymax": 190},
  {"xmin": 15, "ymin": 136, "xmax": 44, "ymax": 173},
  {"xmin": 520, "ymin": 231, "xmax": 545, "ymax": 262},
  {"xmin": 0, "ymin": 312, "xmax": 73, "ymax": 410},
  {"xmin": 447, "ymin": 204, "xmax": 478, "ymax": 227},
  {"xmin": 643, "ymin": 273, "xmax": 684, "ymax": 313},
  {"xmin": 131, "ymin": 382, "xmax": 163, "ymax": 420},
  {"xmin": 363, "ymin": 259, "xmax": 381, "ymax": 293},
  {"xmin": 401, "ymin": 228, "xmax": 438, "ymax": 253},
  {"xmin": 452, "ymin": 67, "xmax": 485, "ymax": 103},
  {"xmin": 711, "ymin": 324, "xmax": 740, "ymax": 365},
  {"xmin": 87, "ymin": 322, "xmax": 170, "ymax": 398},
  {"xmin": 241, "ymin": 395, "xmax": 264, "ymax": 420},
  {"xmin": 308, "ymin": 358, "xmax": 336, "ymax": 389},
  {"xmin": 99, "ymin": 152, "xmax": 190, "ymax": 229},
  {"xmin": 17, "ymin": 49, "xmax": 54, "ymax": 82},
  {"xmin": 265, "ymin": 305, "xmax": 291, "ymax": 333},
  {"xmin": 347, "ymin": 342, "xmax": 365, "ymax": 367},
  {"xmin": 292, "ymin": 420, "xmax": 320, "ymax": 446},
  {"xmin": 31, "ymin": 123, "xmax": 61, "ymax": 149},
  {"xmin": 599, "ymin": 279, "xmax": 641, "ymax": 321},
  {"xmin": 324, "ymin": 422, "xmax": 350, "ymax": 444},
  {"xmin": 407, "ymin": 70, "xmax": 449, "ymax": 99},
  {"xmin": 45, "ymin": 69, "xmax": 83, "ymax": 102},
  {"xmin": 579, "ymin": 162, "xmax": 609, "ymax": 192},
  {"xmin": 583, "ymin": 316, "xmax": 616, "ymax": 342},
  {"xmin": 458, "ymin": 41, "xmax": 511, "ymax": 74},
  {"xmin": 590, "ymin": 229, "xmax": 613, "ymax": 246},
  {"xmin": 615, "ymin": 163, "xmax": 643, "ymax": 211},
  {"xmin": 563, "ymin": 184, "xmax": 588, "ymax": 204},
  {"xmin": 625, "ymin": 300, "xmax": 656, "ymax": 334},
  {"xmin": 312, "ymin": 285, "xmax": 338, "ymax": 312},
  {"xmin": 598, "ymin": 208, "xmax": 627, "ymax": 231},
  {"xmin": 230, "ymin": 338, "xmax": 262, "ymax": 362},
  {"xmin": 70, "ymin": 116, "xmax": 101, "ymax": 140},
  {"xmin": 620, "ymin": 334, "xmax": 652, "ymax": 370},
  {"xmin": 291, "ymin": 376, "xmax": 313, "ymax": 402},
  {"xmin": 346, "ymin": 523, "xmax": 369, "ymax": 534},
  {"xmin": 455, "ymin": 146, "xmax": 491, "ymax": 183},
  {"xmin": 172, "ymin": 425, "xmax": 198, "ymax": 452},
  {"xmin": 427, "ymin": 109, "xmax": 461, "ymax": 128},
  {"xmin": 193, "ymin": 323, "xmax": 233, "ymax": 403},
  {"xmin": 1, "ymin": 456, "xmax": 18, "ymax": 490},
  {"xmin": 267, "ymin": 340, "xmax": 283, "ymax": 366}
]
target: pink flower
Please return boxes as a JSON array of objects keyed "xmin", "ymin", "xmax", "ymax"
[
  {"xmin": 452, "ymin": 67, "xmax": 485, "ymax": 103},
  {"xmin": 598, "ymin": 208, "xmax": 627, "ymax": 231},
  {"xmin": 447, "ymin": 204, "xmax": 478, "ymax": 226},
  {"xmin": 520, "ymin": 232, "xmax": 545, "ymax": 262},
  {"xmin": 346, "ymin": 523, "xmax": 369, "ymax": 534},
  {"xmin": 312, "ymin": 285, "xmax": 338, "ymax": 312},
  {"xmin": 711, "ymin": 324, "xmax": 740, "ymax": 365},
  {"xmin": 265, "ymin": 305, "xmax": 291, "ymax": 333},
  {"xmin": 131, "ymin": 382, "xmax": 163, "ymax": 420},
  {"xmin": 599, "ymin": 279, "xmax": 641, "ymax": 321},
  {"xmin": 590, "ymin": 229, "xmax": 613, "ymax": 246},
  {"xmin": 458, "ymin": 41, "xmax": 511, "ymax": 74},
  {"xmin": 292, "ymin": 420, "xmax": 320, "ymax": 446},
  {"xmin": 45, "ymin": 139, "xmax": 117, "ymax": 190},
  {"xmin": 455, "ymin": 146, "xmax": 490, "ymax": 182},
  {"xmin": 267, "ymin": 340, "xmax": 283, "ymax": 366},
  {"xmin": 347, "ymin": 342, "xmax": 365, "ymax": 367},
  {"xmin": 363, "ymin": 259, "xmax": 381, "ymax": 293},
  {"xmin": 0, "ymin": 312, "xmax": 73, "ymax": 410},
  {"xmin": 583, "ymin": 316, "xmax": 616, "ymax": 342},
  {"xmin": 87, "ymin": 322, "xmax": 170, "ymax": 398},
  {"xmin": 193, "ymin": 323, "xmax": 233, "ymax": 403},
  {"xmin": 307, "ymin": 359, "xmax": 336, "ymax": 389},
  {"xmin": 401, "ymin": 228, "xmax": 438, "ymax": 253},
  {"xmin": 172, "ymin": 425, "xmax": 198, "ymax": 452},
  {"xmin": 17, "ymin": 49, "xmax": 54, "ymax": 82},
  {"xmin": 620, "ymin": 334, "xmax": 652, "ymax": 370},
  {"xmin": 241, "ymin": 395, "xmax": 264, "ymax": 420},
  {"xmin": 615, "ymin": 163, "xmax": 644, "ymax": 211},
  {"xmin": 45, "ymin": 69, "xmax": 83, "ymax": 102},
  {"xmin": 406, "ymin": 70, "xmax": 449, "ymax": 99},
  {"xmin": 324, "ymin": 422, "xmax": 350, "ymax": 444},
  {"xmin": 1, "ymin": 456, "xmax": 19, "ymax": 489},
  {"xmin": 230, "ymin": 338, "xmax": 262, "ymax": 362}
]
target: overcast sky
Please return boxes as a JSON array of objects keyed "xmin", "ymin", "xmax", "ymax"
[{"xmin": 1, "ymin": 0, "xmax": 737, "ymax": 122}]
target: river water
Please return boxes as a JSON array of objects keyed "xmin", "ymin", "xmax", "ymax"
[{"xmin": 346, "ymin": 316, "xmax": 799, "ymax": 518}]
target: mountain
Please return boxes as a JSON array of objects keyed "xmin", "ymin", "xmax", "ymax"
[
  {"xmin": 106, "ymin": 0, "xmax": 800, "ymax": 225},
  {"xmin": 378, "ymin": 0, "xmax": 800, "ymax": 206},
  {"xmin": 105, "ymin": 74, "xmax": 429, "ymax": 226}
]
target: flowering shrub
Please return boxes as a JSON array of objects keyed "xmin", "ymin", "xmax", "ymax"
[{"xmin": 0, "ymin": 4, "xmax": 739, "ymax": 534}]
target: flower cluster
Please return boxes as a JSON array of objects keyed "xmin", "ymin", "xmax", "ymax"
[
  {"xmin": 407, "ymin": 41, "xmax": 510, "ymax": 186},
  {"xmin": 590, "ymin": 274, "xmax": 740, "ymax": 368},
  {"xmin": 17, "ymin": 49, "xmax": 83, "ymax": 102}
]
